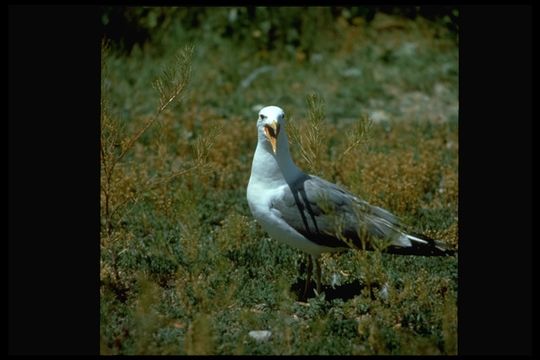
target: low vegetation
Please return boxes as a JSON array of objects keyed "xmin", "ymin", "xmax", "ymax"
[{"xmin": 100, "ymin": 7, "xmax": 458, "ymax": 355}]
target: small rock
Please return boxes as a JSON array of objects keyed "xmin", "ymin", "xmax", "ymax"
[
  {"xmin": 396, "ymin": 42, "xmax": 418, "ymax": 57},
  {"xmin": 370, "ymin": 110, "xmax": 390, "ymax": 123},
  {"xmin": 341, "ymin": 67, "xmax": 363, "ymax": 78},
  {"xmin": 379, "ymin": 283, "xmax": 389, "ymax": 300},
  {"xmin": 353, "ymin": 344, "xmax": 367, "ymax": 353},
  {"xmin": 248, "ymin": 330, "xmax": 272, "ymax": 342}
]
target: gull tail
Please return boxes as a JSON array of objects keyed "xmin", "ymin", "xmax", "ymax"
[{"xmin": 387, "ymin": 232, "xmax": 456, "ymax": 256}]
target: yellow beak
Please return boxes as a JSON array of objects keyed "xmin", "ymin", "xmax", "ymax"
[{"xmin": 263, "ymin": 121, "xmax": 280, "ymax": 154}]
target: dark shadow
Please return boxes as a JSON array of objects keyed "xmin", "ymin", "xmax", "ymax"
[
  {"xmin": 290, "ymin": 278, "xmax": 383, "ymax": 302},
  {"xmin": 286, "ymin": 175, "xmax": 347, "ymax": 249}
]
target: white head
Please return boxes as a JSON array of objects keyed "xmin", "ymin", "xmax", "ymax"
[{"xmin": 257, "ymin": 105, "xmax": 286, "ymax": 154}]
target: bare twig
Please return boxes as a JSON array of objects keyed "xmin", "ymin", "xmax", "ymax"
[
  {"xmin": 116, "ymin": 45, "xmax": 194, "ymax": 165},
  {"xmin": 100, "ymin": 44, "xmax": 194, "ymax": 233},
  {"xmin": 339, "ymin": 114, "xmax": 372, "ymax": 160}
]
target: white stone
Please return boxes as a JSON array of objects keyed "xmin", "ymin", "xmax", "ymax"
[
  {"xmin": 379, "ymin": 283, "xmax": 389, "ymax": 300},
  {"xmin": 370, "ymin": 110, "xmax": 390, "ymax": 123},
  {"xmin": 248, "ymin": 330, "xmax": 272, "ymax": 342}
]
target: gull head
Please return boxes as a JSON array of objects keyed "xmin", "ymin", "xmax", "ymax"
[{"xmin": 257, "ymin": 105, "xmax": 285, "ymax": 154}]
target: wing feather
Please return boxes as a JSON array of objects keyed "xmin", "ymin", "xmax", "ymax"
[{"xmin": 270, "ymin": 174, "xmax": 404, "ymax": 250}]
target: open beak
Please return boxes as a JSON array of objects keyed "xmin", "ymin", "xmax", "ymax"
[{"xmin": 263, "ymin": 121, "xmax": 280, "ymax": 154}]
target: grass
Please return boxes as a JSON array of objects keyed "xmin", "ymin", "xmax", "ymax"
[{"xmin": 100, "ymin": 7, "xmax": 458, "ymax": 355}]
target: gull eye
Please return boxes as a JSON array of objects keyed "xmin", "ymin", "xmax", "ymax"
[{"xmin": 260, "ymin": 114, "xmax": 267, "ymax": 120}]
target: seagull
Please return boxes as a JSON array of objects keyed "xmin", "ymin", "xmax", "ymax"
[{"xmin": 246, "ymin": 105, "xmax": 455, "ymax": 298}]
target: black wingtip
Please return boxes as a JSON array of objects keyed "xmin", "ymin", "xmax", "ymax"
[{"xmin": 387, "ymin": 233, "xmax": 457, "ymax": 257}]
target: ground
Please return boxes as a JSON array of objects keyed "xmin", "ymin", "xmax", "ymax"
[{"xmin": 100, "ymin": 7, "xmax": 458, "ymax": 355}]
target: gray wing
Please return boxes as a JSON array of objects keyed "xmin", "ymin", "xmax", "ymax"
[{"xmin": 270, "ymin": 174, "xmax": 405, "ymax": 250}]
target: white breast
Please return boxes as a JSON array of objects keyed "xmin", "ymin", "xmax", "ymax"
[{"xmin": 247, "ymin": 183, "xmax": 337, "ymax": 257}]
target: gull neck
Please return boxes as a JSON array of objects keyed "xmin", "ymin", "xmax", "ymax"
[{"xmin": 251, "ymin": 128, "xmax": 303, "ymax": 187}]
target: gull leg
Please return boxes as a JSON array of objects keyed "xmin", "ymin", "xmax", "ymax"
[
  {"xmin": 303, "ymin": 254, "xmax": 312, "ymax": 300},
  {"xmin": 314, "ymin": 256, "xmax": 322, "ymax": 295}
]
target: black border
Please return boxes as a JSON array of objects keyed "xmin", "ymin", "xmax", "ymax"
[
  {"xmin": 8, "ymin": 5, "xmax": 532, "ymax": 356},
  {"xmin": 8, "ymin": 5, "xmax": 100, "ymax": 355},
  {"xmin": 458, "ymin": 5, "xmax": 532, "ymax": 356}
]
